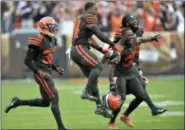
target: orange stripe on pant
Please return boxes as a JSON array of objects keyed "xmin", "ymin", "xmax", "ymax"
[
  {"xmin": 35, "ymin": 74, "xmax": 55, "ymax": 98},
  {"xmin": 78, "ymin": 45, "xmax": 98, "ymax": 65},
  {"xmin": 75, "ymin": 46, "xmax": 96, "ymax": 67}
]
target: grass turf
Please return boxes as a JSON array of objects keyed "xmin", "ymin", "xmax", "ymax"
[{"xmin": 2, "ymin": 77, "xmax": 184, "ymax": 129}]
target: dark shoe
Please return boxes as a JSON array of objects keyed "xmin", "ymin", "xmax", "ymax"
[
  {"xmin": 81, "ymin": 90, "xmax": 98, "ymax": 102},
  {"xmin": 5, "ymin": 97, "xmax": 19, "ymax": 113},
  {"xmin": 152, "ymin": 107, "xmax": 167, "ymax": 116},
  {"xmin": 95, "ymin": 105, "xmax": 113, "ymax": 118}
]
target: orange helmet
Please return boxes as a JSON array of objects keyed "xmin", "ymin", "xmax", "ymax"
[{"xmin": 37, "ymin": 17, "xmax": 58, "ymax": 37}]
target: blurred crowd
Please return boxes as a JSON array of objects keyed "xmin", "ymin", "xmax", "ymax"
[{"xmin": 1, "ymin": 1, "xmax": 185, "ymax": 34}]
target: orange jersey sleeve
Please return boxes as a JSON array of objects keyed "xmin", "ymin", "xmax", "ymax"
[
  {"xmin": 28, "ymin": 34, "xmax": 43, "ymax": 47},
  {"xmin": 86, "ymin": 15, "xmax": 97, "ymax": 24}
]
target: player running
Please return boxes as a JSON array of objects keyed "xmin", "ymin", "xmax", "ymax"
[
  {"xmin": 70, "ymin": 2, "xmax": 121, "ymax": 118},
  {"xmin": 107, "ymin": 27, "xmax": 167, "ymax": 129},
  {"xmin": 5, "ymin": 17, "xmax": 67, "ymax": 130}
]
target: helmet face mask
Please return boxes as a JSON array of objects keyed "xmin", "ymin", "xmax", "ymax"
[
  {"xmin": 47, "ymin": 23, "xmax": 58, "ymax": 37},
  {"xmin": 37, "ymin": 17, "xmax": 58, "ymax": 37}
]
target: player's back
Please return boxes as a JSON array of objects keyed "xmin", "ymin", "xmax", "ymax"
[{"xmin": 72, "ymin": 13, "xmax": 97, "ymax": 46}]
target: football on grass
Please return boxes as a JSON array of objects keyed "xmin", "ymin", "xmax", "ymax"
[{"xmin": 103, "ymin": 92, "xmax": 121, "ymax": 111}]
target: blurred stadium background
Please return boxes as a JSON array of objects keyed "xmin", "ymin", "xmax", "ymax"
[{"xmin": 1, "ymin": 1, "xmax": 184, "ymax": 129}]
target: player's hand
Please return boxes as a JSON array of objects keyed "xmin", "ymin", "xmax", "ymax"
[
  {"xmin": 112, "ymin": 44, "xmax": 124, "ymax": 52},
  {"xmin": 55, "ymin": 67, "xmax": 64, "ymax": 75},
  {"xmin": 37, "ymin": 70, "xmax": 51, "ymax": 80},
  {"xmin": 109, "ymin": 52, "xmax": 121, "ymax": 64},
  {"xmin": 151, "ymin": 34, "xmax": 161, "ymax": 42}
]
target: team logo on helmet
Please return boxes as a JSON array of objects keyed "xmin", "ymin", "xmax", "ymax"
[{"xmin": 37, "ymin": 17, "xmax": 58, "ymax": 37}]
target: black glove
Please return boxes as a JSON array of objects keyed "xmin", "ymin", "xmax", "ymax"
[
  {"xmin": 108, "ymin": 52, "xmax": 121, "ymax": 64},
  {"xmin": 151, "ymin": 34, "xmax": 161, "ymax": 42}
]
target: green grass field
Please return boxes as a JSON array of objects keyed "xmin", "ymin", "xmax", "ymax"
[{"xmin": 2, "ymin": 77, "xmax": 184, "ymax": 129}]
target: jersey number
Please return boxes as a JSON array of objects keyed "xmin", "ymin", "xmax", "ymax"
[
  {"xmin": 73, "ymin": 19, "xmax": 81, "ymax": 39},
  {"xmin": 123, "ymin": 51, "xmax": 135, "ymax": 68}
]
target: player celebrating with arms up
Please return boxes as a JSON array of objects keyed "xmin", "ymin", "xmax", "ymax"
[
  {"xmin": 107, "ymin": 27, "xmax": 167, "ymax": 129},
  {"xmin": 5, "ymin": 17, "xmax": 67, "ymax": 130},
  {"xmin": 108, "ymin": 15, "xmax": 167, "ymax": 129},
  {"xmin": 70, "ymin": 2, "xmax": 121, "ymax": 118}
]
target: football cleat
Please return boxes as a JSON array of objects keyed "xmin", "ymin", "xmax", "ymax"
[
  {"xmin": 152, "ymin": 107, "xmax": 167, "ymax": 116},
  {"xmin": 108, "ymin": 123, "xmax": 118, "ymax": 129},
  {"xmin": 5, "ymin": 97, "xmax": 19, "ymax": 113},
  {"xmin": 95, "ymin": 105, "xmax": 113, "ymax": 118},
  {"xmin": 81, "ymin": 90, "xmax": 98, "ymax": 102},
  {"xmin": 120, "ymin": 115, "xmax": 134, "ymax": 127}
]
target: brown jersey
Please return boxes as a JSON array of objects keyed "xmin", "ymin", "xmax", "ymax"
[
  {"xmin": 27, "ymin": 33, "xmax": 57, "ymax": 70},
  {"xmin": 72, "ymin": 13, "xmax": 97, "ymax": 46},
  {"xmin": 113, "ymin": 28, "xmax": 141, "ymax": 65}
]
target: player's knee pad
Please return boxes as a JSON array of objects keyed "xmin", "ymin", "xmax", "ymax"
[
  {"xmin": 91, "ymin": 68, "xmax": 102, "ymax": 77},
  {"xmin": 95, "ymin": 63, "xmax": 103, "ymax": 71}
]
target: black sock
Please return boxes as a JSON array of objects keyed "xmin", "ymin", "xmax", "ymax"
[
  {"xmin": 124, "ymin": 98, "xmax": 142, "ymax": 116},
  {"xmin": 143, "ymin": 93, "xmax": 156, "ymax": 110},
  {"xmin": 17, "ymin": 98, "xmax": 50, "ymax": 107},
  {"xmin": 110, "ymin": 104, "xmax": 122, "ymax": 123},
  {"xmin": 51, "ymin": 101, "xmax": 65, "ymax": 129}
]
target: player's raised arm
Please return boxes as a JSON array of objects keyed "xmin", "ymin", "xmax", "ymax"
[
  {"xmin": 136, "ymin": 34, "xmax": 161, "ymax": 44},
  {"xmin": 85, "ymin": 15, "xmax": 120, "ymax": 51},
  {"xmin": 85, "ymin": 18, "xmax": 113, "ymax": 46},
  {"xmin": 88, "ymin": 36, "xmax": 109, "ymax": 54}
]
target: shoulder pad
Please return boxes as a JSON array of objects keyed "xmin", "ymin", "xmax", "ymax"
[{"xmin": 28, "ymin": 34, "xmax": 43, "ymax": 47}]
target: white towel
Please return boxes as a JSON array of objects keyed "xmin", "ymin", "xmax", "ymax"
[{"xmin": 65, "ymin": 47, "xmax": 74, "ymax": 65}]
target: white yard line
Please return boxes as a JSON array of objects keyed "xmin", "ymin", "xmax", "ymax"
[
  {"xmin": 160, "ymin": 111, "xmax": 184, "ymax": 116},
  {"xmin": 122, "ymin": 101, "xmax": 184, "ymax": 107}
]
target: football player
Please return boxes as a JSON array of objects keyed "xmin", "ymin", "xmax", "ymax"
[
  {"xmin": 5, "ymin": 17, "xmax": 67, "ymax": 130},
  {"xmin": 107, "ymin": 26, "xmax": 167, "ymax": 129},
  {"xmin": 70, "ymin": 2, "xmax": 122, "ymax": 118}
]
